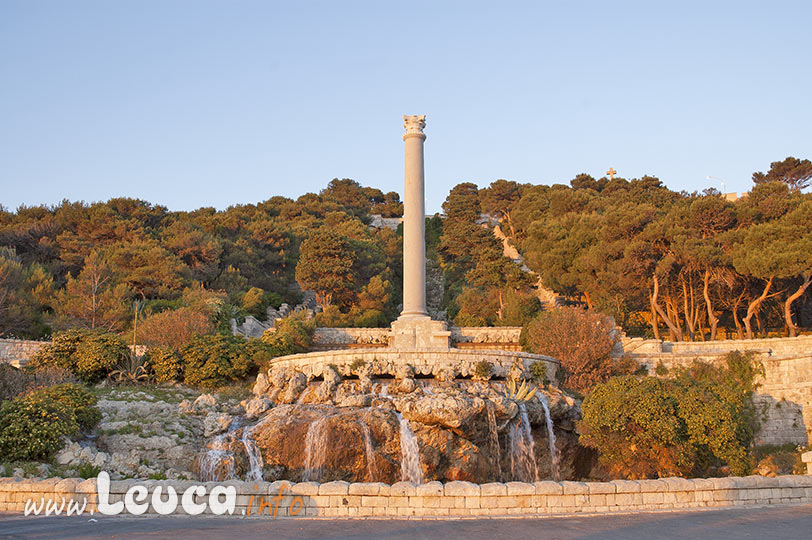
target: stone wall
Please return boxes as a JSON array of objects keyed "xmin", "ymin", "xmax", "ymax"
[
  {"xmin": 0, "ymin": 339, "xmax": 48, "ymax": 367},
  {"xmin": 312, "ymin": 326, "xmax": 523, "ymax": 352},
  {"xmin": 621, "ymin": 334, "xmax": 812, "ymax": 357},
  {"xmin": 268, "ymin": 348, "xmax": 559, "ymax": 382},
  {"xmin": 0, "ymin": 339, "xmax": 148, "ymax": 368},
  {"xmin": 624, "ymin": 335, "xmax": 812, "ymax": 446},
  {"xmin": 2, "ymin": 476, "xmax": 811, "ymax": 517}
]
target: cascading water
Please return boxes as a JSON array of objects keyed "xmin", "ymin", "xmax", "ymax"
[
  {"xmin": 538, "ymin": 394, "xmax": 559, "ymax": 480},
  {"xmin": 198, "ymin": 433, "xmax": 236, "ymax": 482},
  {"xmin": 486, "ymin": 402, "xmax": 502, "ymax": 480},
  {"xmin": 358, "ymin": 420, "xmax": 378, "ymax": 481},
  {"xmin": 395, "ymin": 411, "xmax": 422, "ymax": 484},
  {"xmin": 509, "ymin": 403, "xmax": 539, "ymax": 482},
  {"xmin": 303, "ymin": 416, "xmax": 331, "ymax": 482},
  {"xmin": 241, "ymin": 423, "xmax": 264, "ymax": 482}
]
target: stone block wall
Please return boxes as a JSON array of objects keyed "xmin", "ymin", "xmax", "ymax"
[
  {"xmin": 0, "ymin": 339, "xmax": 48, "ymax": 367},
  {"xmin": 2, "ymin": 476, "xmax": 812, "ymax": 517}
]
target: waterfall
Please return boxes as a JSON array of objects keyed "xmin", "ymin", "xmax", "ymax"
[
  {"xmin": 358, "ymin": 420, "xmax": 378, "ymax": 482},
  {"xmin": 303, "ymin": 416, "xmax": 330, "ymax": 481},
  {"xmin": 486, "ymin": 402, "xmax": 502, "ymax": 480},
  {"xmin": 198, "ymin": 434, "xmax": 236, "ymax": 482},
  {"xmin": 241, "ymin": 424, "xmax": 264, "ymax": 482},
  {"xmin": 509, "ymin": 403, "xmax": 539, "ymax": 482},
  {"xmin": 395, "ymin": 411, "xmax": 422, "ymax": 484},
  {"xmin": 538, "ymin": 395, "xmax": 560, "ymax": 480}
]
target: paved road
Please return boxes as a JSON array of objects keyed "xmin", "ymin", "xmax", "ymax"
[{"xmin": 2, "ymin": 505, "xmax": 812, "ymax": 540}]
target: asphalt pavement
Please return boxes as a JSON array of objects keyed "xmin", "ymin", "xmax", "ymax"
[{"xmin": 2, "ymin": 504, "xmax": 812, "ymax": 540}]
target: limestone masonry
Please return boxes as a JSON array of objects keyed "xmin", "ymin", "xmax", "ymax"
[{"xmin": 2, "ymin": 476, "xmax": 812, "ymax": 517}]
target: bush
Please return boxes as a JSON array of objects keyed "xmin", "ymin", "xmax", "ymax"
[
  {"xmin": 30, "ymin": 329, "xmax": 129, "ymax": 383},
  {"xmin": 0, "ymin": 383, "xmax": 100, "ymax": 461},
  {"xmin": 521, "ymin": 307, "xmax": 633, "ymax": 393},
  {"xmin": 136, "ymin": 306, "xmax": 215, "ymax": 350},
  {"xmin": 529, "ymin": 361, "xmax": 547, "ymax": 384},
  {"xmin": 0, "ymin": 363, "xmax": 30, "ymax": 401},
  {"xmin": 181, "ymin": 334, "xmax": 254, "ymax": 388},
  {"xmin": 1, "ymin": 364, "xmax": 77, "ymax": 401},
  {"xmin": 472, "ymin": 361, "xmax": 492, "ymax": 380},
  {"xmin": 146, "ymin": 347, "xmax": 183, "ymax": 383},
  {"xmin": 261, "ymin": 312, "xmax": 315, "ymax": 356},
  {"xmin": 579, "ymin": 353, "xmax": 762, "ymax": 479},
  {"xmin": 35, "ymin": 383, "xmax": 102, "ymax": 432}
]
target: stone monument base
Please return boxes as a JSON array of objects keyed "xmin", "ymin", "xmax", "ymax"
[{"xmin": 390, "ymin": 316, "xmax": 451, "ymax": 349}]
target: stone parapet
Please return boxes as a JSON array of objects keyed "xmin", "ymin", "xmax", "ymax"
[
  {"xmin": 311, "ymin": 326, "xmax": 523, "ymax": 352},
  {"xmin": 2, "ymin": 475, "xmax": 811, "ymax": 517},
  {"xmin": 267, "ymin": 348, "xmax": 559, "ymax": 382}
]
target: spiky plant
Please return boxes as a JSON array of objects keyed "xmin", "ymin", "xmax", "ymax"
[{"xmin": 504, "ymin": 378, "xmax": 537, "ymax": 403}]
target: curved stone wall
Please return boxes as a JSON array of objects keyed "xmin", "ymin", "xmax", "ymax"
[{"xmin": 267, "ymin": 348, "xmax": 559, "ymax": 381}]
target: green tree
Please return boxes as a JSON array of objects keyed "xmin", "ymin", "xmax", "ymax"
[
  {"xmin": 752, "ymin": 156, "xmax": 812, "ymax": 192},
  {"xmin": 442, "ymin": 182, "xmax": 481, "ymax": 222},
  {"xmin": 52, "ymin": 251, "xmax": 132, "ymax": 332},
  {"xmin": 295, "ymin": 230, "xmax": 355, "ymax": 307}
]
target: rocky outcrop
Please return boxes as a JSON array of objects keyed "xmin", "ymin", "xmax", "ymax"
[{"xmin": 221, "ymin": 372, "xmax": 593, "ymax": 484}]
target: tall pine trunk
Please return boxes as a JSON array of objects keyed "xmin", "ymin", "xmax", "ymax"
[
  {"xmin": 703, "ymin": 270, "xmax": 719, "ymax": 341},
  {"xmin": 743, "ymin": 277, "xmax": 773, "ymax": 340},
  {"xmin": 784, "ymin": 275, "xmax": 812, "ymax": 338},
  {"xmin": 651, "ymin": 274, "xmax": 683, "ymax": 341}
]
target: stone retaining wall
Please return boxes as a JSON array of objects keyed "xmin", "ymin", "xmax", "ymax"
[
  {"xmin": 621, "ymin": 334, "xmax": 812, "ymax": 356},
  {"xmin": 0, "ymin": 340, "xmax": 148, "ymax": 368},
  {"xmin": 0, "ymin": 339, "xmax": 48, "ymax": 368},
  {"xmin": 2, "ymin": 476, "xmax": 811, "ymax": 517},
  {"xmin": 268, "ymin": 348, "xmax": 559, "ymax": 382}
]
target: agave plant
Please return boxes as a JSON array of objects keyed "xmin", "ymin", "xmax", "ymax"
[
  {"xmin": 504, "ymin": 378, "xmax": 537, "ymax": 403},
  {"xmin": 110, "ymin": 353, "xmax": 151, "ymax": 383}
]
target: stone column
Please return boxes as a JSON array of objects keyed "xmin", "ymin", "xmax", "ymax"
[
  {"xmin": 390, "ymin": 115, "xmax": 450, "ymax": 349},
  {"xmin": 401, "ymin": 114, "xmax": 428, "ymax": 319}
]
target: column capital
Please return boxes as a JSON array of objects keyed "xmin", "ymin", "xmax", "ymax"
[{"xmin": 403, "ymin": 114, "xmax": 426, "ymax": 140}]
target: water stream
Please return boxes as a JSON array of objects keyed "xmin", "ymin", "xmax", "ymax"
[
  {"xmin": 358, "ymin": 419, "xmax": 378, "ymax": 481},
  {"xmin": 303, "ymin": 416, "xmax": 331, "ymax": 481},
  {"xmin": 395, "ymin": 411, "xmax": 423, "ymax": 484},
  {"xmin": 509, "ymin": 403, "xmax": 539, "ymax": 482},
  {"xmin": 538, "ymin": 394, "xmax": 560, "ymax": 480},
  {"xmin": 486, "ymin": 402, "xmax": 502, "ymax": 480}
]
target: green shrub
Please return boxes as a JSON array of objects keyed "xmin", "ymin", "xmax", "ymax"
[
  {"xmin": 529, "ymin": 361, "xmax": 547, "ymax": 384},
  {"xmin": 472, "ymin": 361, "xmax": 491, "ymax": 380},
  {"xmin": 145, "ymin": 347, "xmax": 183, "ymax": 383},
  {"xmin": 30, "ymin": 329, "xmax": 128, "ymax": 383},
  {"xmin": 0, "ymin": 383, "xmax": 99, "ymax": 461},
  {"xmin": 261, "ymin": 312, "xmax": 315, "ymax": 356},
  {"xmin": 77, "ymin": 463, "xmax": 102, "ymax": 479},
  {"xmin": 181, "ymin": 334, "xmax": 253, "ymax": 388},
  {"xmin": 35, "ymin": 383, "xmax": 102, "ymax": 432},
  {"xmin": 579, "ymin": 352, "xmax": 761, "ymax": 479}
]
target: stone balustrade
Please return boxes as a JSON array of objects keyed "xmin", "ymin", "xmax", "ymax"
[
  {"xmin": 268, "ymin": 348, "xmax": 559, "ymax": 382},
  {"xmin": 2, "ymin": 476, "xmax": 811, "ymax": 517}
]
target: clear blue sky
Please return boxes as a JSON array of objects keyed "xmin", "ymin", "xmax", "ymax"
[{"xmin": 1, "ymin": 0, "xmax": 810, "ymax": 214}]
